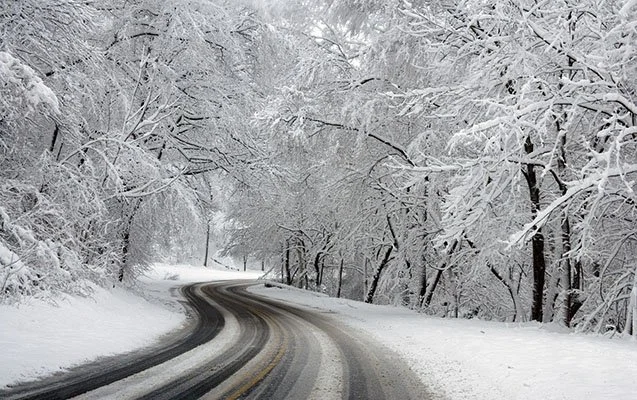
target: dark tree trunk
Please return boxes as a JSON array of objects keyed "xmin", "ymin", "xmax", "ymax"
[
  {"xmin": 402, "ymin": 259, "xmax": 412, "ymax": 306},
  {"xmin": 489, "ymin": 264, "xmax": 526, "ymax": 322},
  {"xmin": 422, "ymin": 269, "xmax": 442, "ymax": 308},
  {"xmin": 365, "ymin": 246, "xmax": 393, "ymax": 304},
  {"xmin": 363, "ymin": 258, "xmax": 369, "ymax": 295},
  {"xmin": 118, "ymin": 202, "xmax": 140, "ymax": 282},
  {"xmin": 319, "ymin": 259, "xmax": 325, "ymax": 289},
  {"xmin": 118, "ymin": 225, "xmax": 130, "ymax": 282},
  {"xmin": 49, "ymin": 123, "xmax": 60, "ymax": 153},
  {"xmin": 523, "ymin": 135, "xmax": 547, "ymax": 322},
  {"xmin": 284, "ymin": 239, "xmax": 292, "ymax": 285},
  {"xmin": 55, "ymin": 141, "xmax": 65, "ymax": 161},
  {"xmin": 293, "ymin": 237, "xmax": 306, "ymax": 287},
  {"xmin": 314, "ymin": 251, "xmax": 322, "ymax": 288},
  {"xmin": 530, "ymin": 232, "xmax": 546, "ymax": 322},
  {"xmin": 556, "ymin": 207, "xmax": 584, "ymax": 325},
  {"xmin": 421, "ymin": 240, "xmax": 458, "ymax": 308},
  {"xmin": 418, "ymin": 262, "xmax": 427, "ymax": 305},
  {"xmin": 203, "ymin": 221, "xmax": 211, "ymax": 267}
]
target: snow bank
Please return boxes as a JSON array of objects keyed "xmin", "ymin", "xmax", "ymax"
[
  {"xmin": 251, "ymin": 283, "xmax": 637, "ymax": 400},
  {"xmin": 0, "ymin": 284, "xmax": 184, "ymax": 388},
  {"xmin": 0, "ymin": 263, "xmax": 263, "ymax": 389}
]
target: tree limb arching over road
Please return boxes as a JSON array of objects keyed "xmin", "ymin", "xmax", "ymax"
[{"xmin": 2, "ymin": 281, "xmax": 432, "ymax": 400}]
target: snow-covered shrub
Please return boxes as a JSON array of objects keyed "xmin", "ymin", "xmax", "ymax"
[
  {"xmin": 38, "ymin": 155, "xmax": 123, "ymax": 282},
  {"xmin": 0, "ymin": 179, "xmax": 92, "ymax": 302},
  {"xmin": 0, "ymin": 148, "xmax": 133, "ymax": 302}
]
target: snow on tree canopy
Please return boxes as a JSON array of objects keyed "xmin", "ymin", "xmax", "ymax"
[{"xmin": 0, "ymin": 51, "xmax": 60, "ymax": 114}]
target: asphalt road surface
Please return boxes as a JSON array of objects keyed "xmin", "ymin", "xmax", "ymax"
[{"xmin": 2, "ymin": 281, "xmax": 433, "ymax": 399}]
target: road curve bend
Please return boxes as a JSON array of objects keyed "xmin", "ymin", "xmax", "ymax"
[{"xmin": 1, "ymin": 281, "xmax": 434, "ymax": 400}]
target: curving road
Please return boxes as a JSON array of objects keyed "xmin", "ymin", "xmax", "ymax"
[{"xmin": 1, "ymin": 281, "xmax": 433, "ymax": 400}]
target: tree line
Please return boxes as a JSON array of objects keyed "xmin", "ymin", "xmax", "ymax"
[
  {"xmin": 1, "ymin": 0, "xmax": 260, "ymax": 298},
  {"xmin": 2, "ymin": 0, "xmax": 636, "ymax": 335}
]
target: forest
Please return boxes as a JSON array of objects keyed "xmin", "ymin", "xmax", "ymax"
[{"xmin": 1, "ymin": 0, "xmax": 636, "ymax": 335}]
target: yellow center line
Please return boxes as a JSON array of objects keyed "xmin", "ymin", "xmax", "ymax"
[{"xmin": 225, "ymin": 308, "xmax": 289, "ymax": 400}]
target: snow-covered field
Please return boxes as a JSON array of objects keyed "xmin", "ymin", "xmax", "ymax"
[
  {"xmin": 2, "ymin": 263, "xmax": 636, "ymax": 399},
  {"xmin": 250, "ymin": 283, "xmax": 637, "ymax": 400},
  {"xmin": 0, "ymin": 262, "xmax": 262, "ymax": 389}
]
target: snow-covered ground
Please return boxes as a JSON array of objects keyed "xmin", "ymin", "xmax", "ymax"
[
  {"xmin": 0, "ymin": 262, "xmax": 262, "ymax": 389},
  {"xmin": 250, "ymin": 283, "xmax": 637, "ymax": 400},
  {"xmin": 2, "ymin": 263, "xmax": 636, "ymax": 399}
]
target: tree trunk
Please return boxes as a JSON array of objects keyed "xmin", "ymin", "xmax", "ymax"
[
  {"xmin": 49, "ymin": 123, "xmax": 60, "ymax": 153},
  {"xmin": 314, "ymin": 251, "xmax": 322, "ymax": 288},
  {"xmin": 489, "ymin": 264, "xmax": 527, "ymax": 322},
  {"xmin": 243, "ymin": 255, "xmax": 247, "ymax": 272},
  {"xmin": 450, "ymin": 269, "xmax": 460, "ymax": 318},
  {"xmin": 118, "ymin": 214, "xmax": 134, "ymax": 282},
  {"xmin": 529, "ymin": 204, "xmax": 546, "ymax": 322},
  {"xmin": 550, "ymin": 119, "xmax": 583, "ymax": 326},
  {"xmin": 319, "ymin": 259, "xmax": 326, "ymax": 289},
  {"xmin": 336, "ymin": 258, "xmax": 344, "ymax": 298},
  {"xmin": 418, "ymin": 262, "xmax": 427, "ymax": 305},
  {"xmin": 559, "ymin": 216, "xmax": 583, "ymax": 326},
  {"xmin": 552, "ymin": 50, "xmax": 584, "ymax": 325},
  {"xmin": 280, "ymin": 244, "xmax": 285, "ymax": 283},
  {"xmin": 623, "ymin": 266, "xmax": 637, "ymax": 335},
  {"xmin": 118, "ymin": 199, "xmax": 142, "ymax": 283},
  {"xmin": 365, "ymin": 246, "xmax": 393, "ymax": 304},
  {"xmin": 284, "ymin": 239, "xmax": 292, "ymax": 285},
  {"xmin": 402, "ymin": 260, "xmax": 413, "ymax": 306},
  {"xmin": 118, "ymin": 224, "xmax": 130, "ymax": 282},
  {"xmin": 363, "ymin": 257, "xmax": 369, "ymax": 295},
  {"xmin": 523, "ymin": 135, "xmax": 547, "ymax": 322},
  {"xmin": 294, "ymin": 237, "xmax": 306, "ymax": 287},
  {"xmin": 422, "ymin": 269, "xmax": 442, "ymax": 308},
  {"xmin": 203, "ymin": 221, "xmax": 211, "ymax": 267},
  {"xmin": 421, "ymin": 240, "xmax": 458, "ymax": 308}
]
